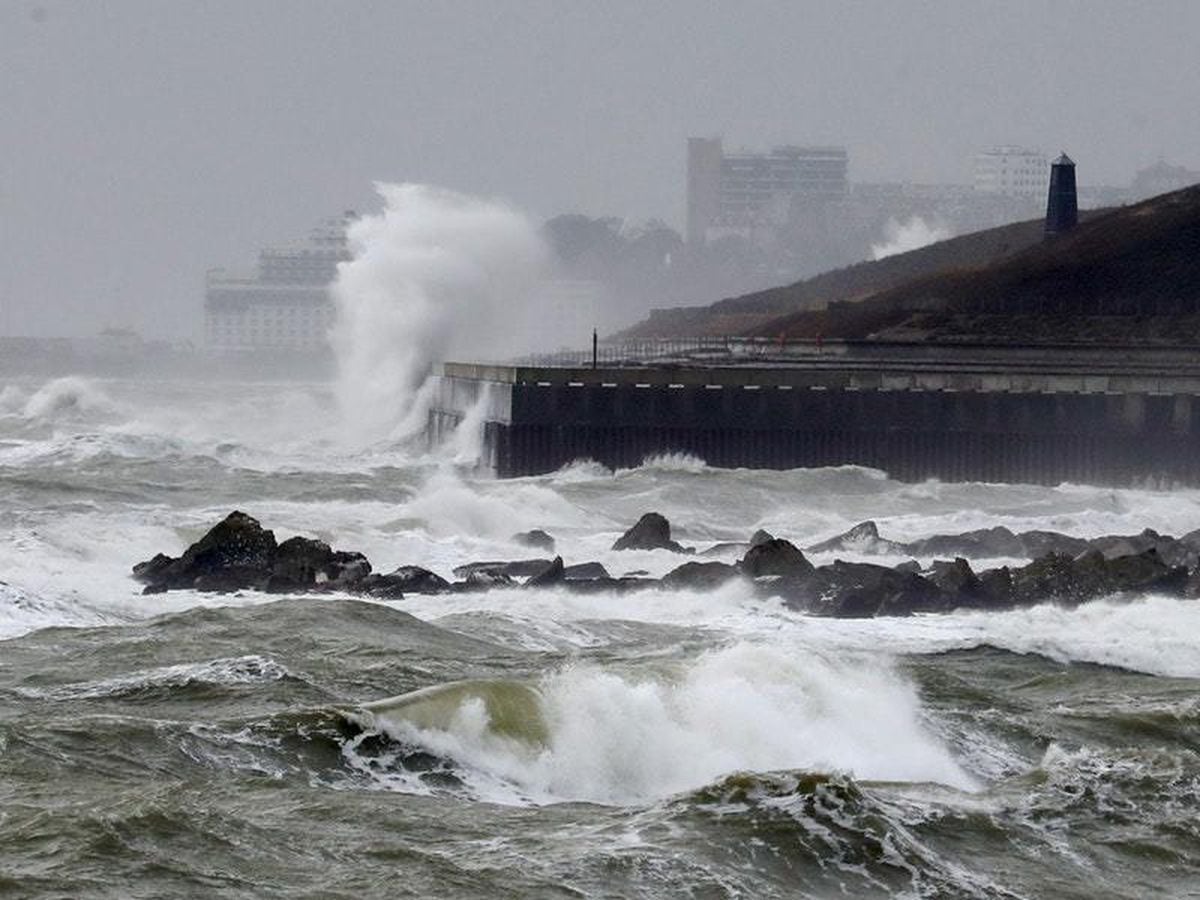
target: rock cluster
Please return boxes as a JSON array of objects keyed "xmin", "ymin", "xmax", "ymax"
[{"xmin": 132, "ymin": 510, "xmax": 1200, "ymax": 618}]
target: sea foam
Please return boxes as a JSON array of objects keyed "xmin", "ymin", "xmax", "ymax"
[{"xmin": 364, "ymin": 641, "xmax": 975, "ymax": 806}]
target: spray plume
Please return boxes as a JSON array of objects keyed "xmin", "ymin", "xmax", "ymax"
[
  {"xmin": 330, "ymin": 184, "xmax": 549, "ymax": 443},
  {"xmin": 871, "ymin": 215, "xmax": 952, "ymax": 260}
]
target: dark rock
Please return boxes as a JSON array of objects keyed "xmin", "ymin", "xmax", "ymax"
[
  {"xmin": 327, "ymin": 552, "xmax": 372, "ymax": 586},
  {"xmin": 1088, "ymin": 529, "xmax": 1194, "ymax": 567},
  {"xmin": 353, "ymin": 565, "xmax": 448, "ymax": 598},
  {"xmin": 452, "ymin": 559, "xmax": 554, "ymax": 579},
  {"xmin": 132, "ymin": 512, "xmax": 373, "ymax": 595},
  {"xmin": 1016, "ymin": 530, "xmax": 1089, "ymax": 559},
  {"xmin": 563, "ymin": 562, "xmax": 610, "ymax": 581},
  {"xmin": 267, "ymin": 538, "xmax": 372, "ymax": 591},
  {"xmin": 776, "ymin": 561, "xmax": 946, "ymax": 617},
  {"xmin": 132, "ymin": 553, "xmax": 175, "ymax": 584},
  {"xmin": 612, "ymin": 512, "xmax": 689, "ymax": 553},
  {"xmin": 271, "ymin": 536, "xmax": 335, "ymax": 585},
  {"xmin": 526, "ymin": 556, "xmax": 565, "ymax": 587},
  {"xmin": 354, "ymin": 573, "xmax": 406, "ymax": 599},
  {"xmin": 660, "ymin": 561, "xmax": 742, "ymax": 590},
  {"xmin": 978, "ymin": 566, "xmax": 1014, "ymax": 606},
  {"xmin": 740, "ymin": 539, "xmax": 815, "ymax": 580},
  {"xmin": 895, "ymin": 560, "xmax": 922, "ymax": 574},
  {"xmin": 463, "ymin": 569, "xmax": 514, "ymax": 588},
  {"xmin": 749, "ymin": 529, "xmax": 775, "ymax": 547},
  {"xmin": 1010, "ymin": 552, "xmax": 1100, "ymax": 606},
  {"xmin": 1180, "ymin": 528, "xmax": 1200, "ymax": 554},
  {"xmin": 1103, "ymin": 548, "xmax": 1188, "ymax": 595},
  {"xmin": 906, "ymin": 526, "xmax": 1024, "ymax": 559},
  {"xmin": 141, "ymin": 581, "xmax": 168, "ymax": 595},
  {"xmin": 806, "ymin": 521, "xmax": 905, "ymax": 555},
  {"xmin": 925, "ymin": 558, "xmax": 986, "ymax": 606},
  {"xmin": 1006, "ymin": 548, "xmax": 1186, "ymax": 607},
  {"xmin": 381, "ymin": 565, "xmax": 450, "ymax": 594},
  {"xmin": 135, "ymin": 511, "xmax": 277, "ymax": 591},
  {"xmin": 513, "ymin": 529, "xmax": 556, "ymax": 552}
]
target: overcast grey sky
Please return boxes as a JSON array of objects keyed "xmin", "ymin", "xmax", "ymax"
[{"xmin": 3, "ymin": 0, "xmax": 1198, "ymax": 338}]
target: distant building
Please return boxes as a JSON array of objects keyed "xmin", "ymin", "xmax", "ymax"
[
  {"xmin": 204, "ymin": 213, "xmax": 355, "ymax": 352},
  {"xmin": 1129, "ymin": 159, "xmax": 1200, "ymax": 201},
  {"xmin": 973, "ymin": 146, "xmax": 1048, "ymax": 200},
  {"xmin": 686, "ymin": 137, "xmax": 848, "ymax": 245}
]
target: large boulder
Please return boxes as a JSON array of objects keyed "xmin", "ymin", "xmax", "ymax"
[
  {"xmin": 1006, "ymin": 548, "xmax": 1186, "ymax": 607},
  {"xmin": 266, "ymin": 537, "xmax": 372, "ymax": 592},
  {"xmin": 778, "ymin": 561, "xmax": 947, "ymax": 617},
  {"xmin": 356, "ymin": 565, "xmax": 449, "ymax": 598},
  {"xmin": 740, "ymin": 539, "xmax": 815, "ymax": 580},
  {"xmin": 133, "ymin": 513, "xmax": 374, "ymax": 595},
  {"xmin": 660, "ymin": 561, "xmax": 742, "ymax": 590},
  {"xmin": 1087, "ymin": 529, "xmax": 1194, "ymax": 568},
  {"xmin": 924, "ymin": 558, "xmax": 987, "ymax": 607},
  {"xmin": 134, "ymin": 511, "xmax": 277, "ymax": 592},
  {"xmin": 906, "ymin": 526, "xmax": 1025, "ymax": 559},
  {"xmin": 806, "ymin": 521, "xmax": 905, "ymax": 555},
  {"xmin": 612, "ymin": 513, "xmax": 689, "ymax": 553}
]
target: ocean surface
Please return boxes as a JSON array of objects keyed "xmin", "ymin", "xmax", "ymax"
[{"xmin": 3, "ymin": 374, "xmax": 1200, "ymax": 899}]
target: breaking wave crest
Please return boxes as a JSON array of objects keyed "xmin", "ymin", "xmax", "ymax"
[{"xmin": 354, "ymin": 642, "xmax": 975, "ymax": 805}]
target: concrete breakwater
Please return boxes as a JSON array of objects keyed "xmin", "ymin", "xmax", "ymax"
[{"xmin": 429, "ymin": 343, "xmax": 1200, "ymax": 485}]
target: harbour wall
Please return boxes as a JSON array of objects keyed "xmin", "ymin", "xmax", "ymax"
[{"xmin": 429, "ymin": 344, "xmax": 1200, "ymax": 485}]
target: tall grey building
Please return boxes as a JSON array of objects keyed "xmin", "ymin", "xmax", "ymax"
[{"xmin": 686, "ymin": 138, "xmax": 848, "ymax": 246}]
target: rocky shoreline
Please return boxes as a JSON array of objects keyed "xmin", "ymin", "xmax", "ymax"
[{"xmin": 132, "ymin": 511, "xmax": 1200, "ymax": 618}]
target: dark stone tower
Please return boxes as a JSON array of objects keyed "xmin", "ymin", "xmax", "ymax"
[{"xmin": 1045, "ymin": 153, "xmax": 1078, "ymax": 236}]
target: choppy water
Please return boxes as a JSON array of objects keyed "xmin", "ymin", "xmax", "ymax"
[{"xmin": 3, "ymin": 375, "xmax": 1200, "ymax": 898}]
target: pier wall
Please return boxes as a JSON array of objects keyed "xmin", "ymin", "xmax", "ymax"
[{"xmin": 430, "ymin": 348, "xmax": 1200, "ymax": 485}]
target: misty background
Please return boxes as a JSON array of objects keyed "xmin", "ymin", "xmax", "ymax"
[{"xmin": 2, "ymin": 0, "xmax": 1199, "ymax": 341}]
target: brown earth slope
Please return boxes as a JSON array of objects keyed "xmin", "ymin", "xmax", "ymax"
[
  {"xmin": 620, "ymin": 213, "xmax": 1070, "ymax": 338},
  {"xmin": 749, "ymin": 183, "xmax": 1200, "ymax": 343}
]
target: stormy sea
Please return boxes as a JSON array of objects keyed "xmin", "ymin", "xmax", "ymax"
[{"xmin": 3, "ymin": 372, "xmax": 1200, "ymax": 899}]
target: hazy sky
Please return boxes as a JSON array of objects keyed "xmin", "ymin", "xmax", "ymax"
[{"xmin": 3, "ymin": 0, "xmax": 1198, "ymax": 338}]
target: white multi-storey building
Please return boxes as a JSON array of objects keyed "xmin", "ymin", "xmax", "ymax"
[
  {"xmin": 204, "ymin": 213, "xmax": 354, "ymax": 352},
  {"xmin": 973, "ymin": 146, "xmax": 1048, "ymax": 199},
  {"xmin": 687, "ymin": 138, "xmax": 849, "ymax": 245}
]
